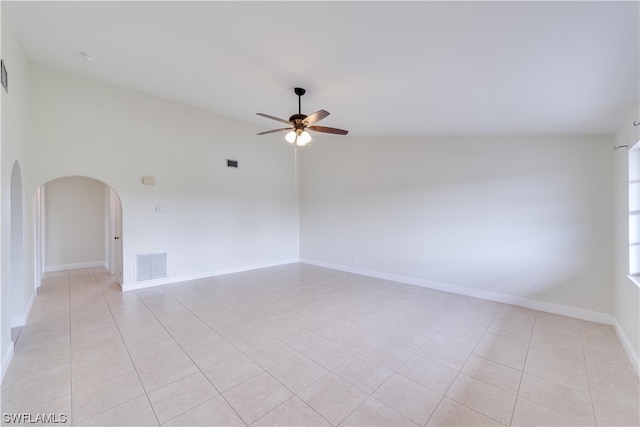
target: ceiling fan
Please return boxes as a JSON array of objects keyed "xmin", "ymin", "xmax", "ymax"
[{"xmin": 257, "ymin": 87, "xmax": 348, "ymax": 146}]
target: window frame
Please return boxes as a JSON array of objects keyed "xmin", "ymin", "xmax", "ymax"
[{"xmin": 628, "ymin": 141, "xmax": 640, "ymax": 287}]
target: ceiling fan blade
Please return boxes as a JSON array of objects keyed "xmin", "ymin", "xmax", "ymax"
[
  {"xmin": 256, "ymin": 113, "xmax": 291, "ymax": 125},
  {"xmin": 308, "ymin": 125, "xmax": 349, "ymax": 135},
  {"xmin": 257, "ymin": 127, "xmax": 293, "ymax": 135},
  {"xmin": 303, "ymin": 110, "xmax": 330, "ymax": 125}
]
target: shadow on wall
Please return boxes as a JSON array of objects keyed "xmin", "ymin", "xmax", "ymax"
[{"xmin": 300, "ymin": 137, "xmax": 612, "ymax": 313}]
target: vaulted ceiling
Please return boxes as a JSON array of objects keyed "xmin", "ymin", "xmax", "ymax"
[{"xmin": 4, "ymin": 1, "xmax": 639, "ymax": 136}]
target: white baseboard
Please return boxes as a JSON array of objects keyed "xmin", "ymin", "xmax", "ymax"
[
  {"xmin": 10, "ymin": 287, "xmax": 36, "ymax": 328},
  {"xmin": 45, "ymin": 261, "xmax": 107, "ymax": 273},
  {"xmin": 300, "ymin": 258, "xmax": 614, "ymax": 325},
  {"xmin": 121, "ymin": 258, "xmax": 300, "ymax": 292},
  {"xmin": 1, "ymin": 341, "xmax": 15, "ymax": 384},
  {"xmin": 614, "ymin": 317, "xmax": 640, "ymax": 376}
]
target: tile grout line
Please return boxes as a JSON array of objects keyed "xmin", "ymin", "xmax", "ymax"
[
  {"xmin": 67, "ymin": 271, "xmax": 74, "ymax": 424},
  {"xmin": 249, "ymin": 393, "xmax": 332, "ymax": 427},
  {"xmin": 125, "ymin": 284, "xmax": 199, "ymax": 425},
  {"xmin": 309, "ymin": 285, "xmax": 482, "ymax": 425},
  {"xmin": 326, "ymin": 297, "xmax": 489, "ymax": 426},
  {"xmin": 423, "ymin": 303, "xmax": 506, "ymax": 426},
  {"xmin": 512, "ymin": 317, "xmax": 598, "ymax": 425},
  {"xmin": 206, "ymin": 287, "xmax": 342, "ymax": 426},
  {"xmin": 69, "ymin": 270, "xmax": 134, "ymax": 424},
  {"xmin": 507, "ymin": 308, "xmax": 537, "ymax": 426},
  {"xmin": 328, "ymin": 363, "xmax": 404, "ymax": 426},
  {"xmin": 183, "ymin": 276, "xmax": 392, "ymax": 426},
  {"xmin": 88, "ymin": 267, "xmax": 161, "ymax": 426},
  {"xmin": 165, "ymin": 278, "xmax": 357, "ymax": 425},
  {"xmin": 173, "ymin": 281, "xmax": 289, "ymax": 426},
  {"xmin": 134, "ymin": 282, "xmax": 251, "ymax": 426},
  {"xmin": 182, "ymin": 280, "xmax": 324, "ymax": 424},
  {"xmin": 13, "ymin": 266, "xmax": 636, "ymax": 426},
  {"xmin": 579, "ymin": 319, "xmax": 600, "ymax": 426}
]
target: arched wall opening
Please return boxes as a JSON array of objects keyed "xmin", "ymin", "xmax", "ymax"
[
  {"xmin": 34, "ymin": 176, "xmax": 123, "ymax": 287},
  {"xmin": 10, "ymin": 161, "xmax": 24, "ymax": 326}
]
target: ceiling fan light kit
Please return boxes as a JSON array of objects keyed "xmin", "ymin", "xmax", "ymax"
[
  {"xmin": 285, "ymin": 129, "xmax": 311, "ymax": 146},
  {"xmin": 257, "ymin": 87, "xmax": 348, "ymax": 147}
]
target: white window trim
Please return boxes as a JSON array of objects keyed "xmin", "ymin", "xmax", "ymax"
[{"xmin": 628, "ymin": 141, "xmax": 640, "ymax": 287}]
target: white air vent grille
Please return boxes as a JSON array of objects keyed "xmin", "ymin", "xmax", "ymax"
[{"xmin": 136, "ymin": 252, "xmax": 167, "ymax": 282}]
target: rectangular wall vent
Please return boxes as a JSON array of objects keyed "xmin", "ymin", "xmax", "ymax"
[{"xmin": 136, "ymin": 252, "xmax": 167, "ymax": 282}]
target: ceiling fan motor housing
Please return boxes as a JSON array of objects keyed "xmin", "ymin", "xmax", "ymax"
[{"xmin": 289, "ymin": 113, "xmax": 308, "ymax": 128}]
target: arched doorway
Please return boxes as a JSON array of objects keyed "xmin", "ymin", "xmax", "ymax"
[
  {"xmin": 10, "ymin": 161, "xmax": 24, "ymax": 326},
  {"xmin": 34, "ymin": 176, "xmax": 123, "ymax": 287}
]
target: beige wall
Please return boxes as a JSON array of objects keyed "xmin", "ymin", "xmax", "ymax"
[
  {"xmin": 300, "ymin": 135, "xmax": 614, "ymax": 316},
  {"xmin": 613, "ymin": 102, "xmax": 640, "ymax": 367},
  {"xmin": 28, "ymin": 64, "xmax": 300, "ymax": 290},
  {"xmin": 44, "ymin": 176, "xmax": 107, "ymax": 270},
  {"xmin": 1, "ymin": 7, "xmax": 32, "ymax": 380}
]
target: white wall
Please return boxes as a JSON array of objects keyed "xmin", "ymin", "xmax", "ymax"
[
  {"xmin": 1, "ymin": 7, "xmax": 32, "ymax": 380},
  {"xmin": 27, "ymin": 64, "xmax": 299, "ymax": 290},
  {"xmin": 44, "ymin": 176, "xmax": 106, "ymax": 271},
  {"xmin": 300, "ymin": 135, "xmax": 614, "ymax": 316},
  {"xmin": 613, "ymin": 102, "xmax": 640, "ymax": 367}
]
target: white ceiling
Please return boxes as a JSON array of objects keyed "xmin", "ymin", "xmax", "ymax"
[{"xmin": 3, "ymin": 1, "xmax": 639, "ymax": 136}]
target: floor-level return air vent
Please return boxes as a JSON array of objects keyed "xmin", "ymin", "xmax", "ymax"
[{"xmin": 136, "ymin": 252, "xmax": 167, "ymax": 282}]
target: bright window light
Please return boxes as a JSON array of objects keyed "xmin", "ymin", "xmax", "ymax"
[{"xmin": 629, "ymin": 141, "xmax": 640, "ymax": 277}]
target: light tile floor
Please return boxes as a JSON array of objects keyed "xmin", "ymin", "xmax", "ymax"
[{"xmin": 1, "ymin": 264, "xmax": 638, "ymax": 426}]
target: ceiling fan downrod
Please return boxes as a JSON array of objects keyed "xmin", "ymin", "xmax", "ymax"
[{"xmin": 294, "ymin": 87, "xmax": 305, "ymax": 115}]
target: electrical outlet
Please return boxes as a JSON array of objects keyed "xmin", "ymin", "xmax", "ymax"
[
  {"xmin": 533, "ymin": 282, "xmax": 540, "ymax": 292},
  {"xmin": 353, "ymin": 256, "xmax": 358, "ymax": 264}
]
